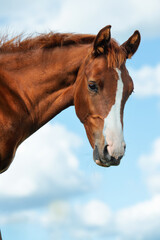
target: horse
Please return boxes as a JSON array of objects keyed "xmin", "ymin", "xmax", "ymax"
[{"xmin": 0, "ymin": 25, "xmax": 140, "ymax": 173}]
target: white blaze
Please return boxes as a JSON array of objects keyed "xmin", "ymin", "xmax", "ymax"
[{"xmin": 103, "ymin": 68, "xmax": 125, "ymax": 159}]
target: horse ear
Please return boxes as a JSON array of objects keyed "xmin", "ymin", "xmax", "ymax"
[
  {"xmin": 122, "ymin": 30, "xmax": 141, "ymax": 59},
  {"xmin": 93, "ymin": 25, "xmax": 111, "ymax": 56}
]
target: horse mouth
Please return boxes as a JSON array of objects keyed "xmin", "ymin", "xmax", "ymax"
[{"xmin": 93, "ymin": 145, "xmax": 121, "ymax": 167}]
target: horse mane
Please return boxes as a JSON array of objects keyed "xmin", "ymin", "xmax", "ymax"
[
  {"xmin": 0, "ymin": 32, "xmax": 126, "ymax": 68},
  {"xmin": 0, "ymin": 32, "xmax": 95, "ymax": 54}
]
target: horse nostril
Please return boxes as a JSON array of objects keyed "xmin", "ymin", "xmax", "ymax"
[
  {"xmin": 103, "ymin": 144, "xmax": 110, "ymax": 159},
  {"xmin": 103, "ymin": 144, "xmax": 108, "ymax": 154}
]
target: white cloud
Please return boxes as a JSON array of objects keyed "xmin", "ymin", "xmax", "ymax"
[
  {"xmin": 71, "ymin": 195, "xmax": 160, "ymax": 239},
  {"xmin": 50, "ymin": 0, "xmax": 160, "ymax": 40},
  {"xmin": 0, "ymin": 123, "xmax": 95, "ymax": 211},
  {"xmin": 3, "ymin": 196, "xmax": 160, "ymax": 240},
  {"xmin": 75, "ymin": 200, "xmax": 111, "ymax": 227},
  {"xmin": 130, "ymin": 64, "xmax": 160, "ymax": 97},
  {"xmin": 115, "ymin": 194, "xmax": 160, "ymax": 240},
  {"xmin": 0, "ymin": 0, "xmax": 160, "ymax": 40}
]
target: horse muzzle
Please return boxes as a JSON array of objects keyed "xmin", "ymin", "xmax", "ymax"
[{"xmin": 93, "ymin": 144, "xmax": 125, "ymax": 167}]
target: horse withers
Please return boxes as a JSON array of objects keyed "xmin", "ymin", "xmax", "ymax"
[{"xmin": 0, "ymin": 25, "xmax": 140, "ymax": 172}]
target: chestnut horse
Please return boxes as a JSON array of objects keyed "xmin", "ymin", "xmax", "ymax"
[{"xmin": 0, "ymin": 25, "xmax": 140, "ymax": 173}]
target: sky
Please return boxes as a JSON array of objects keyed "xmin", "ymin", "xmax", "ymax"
[{"xmin": 0, "ymin": 0, "xmax": 160, "ymax": 239}]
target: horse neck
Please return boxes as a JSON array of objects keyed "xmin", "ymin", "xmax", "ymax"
[{"xmin": 1, "ymin": 44, "xmax": 90, "ymax": 135}]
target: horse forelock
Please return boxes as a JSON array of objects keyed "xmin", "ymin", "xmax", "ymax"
[
  {"xmin": 106, "ymin": 40, "xmax": 127, "ymax": 68},
  {"xmin": 92, "ymin": 39, "xmax": 127, "ymax": 69}
]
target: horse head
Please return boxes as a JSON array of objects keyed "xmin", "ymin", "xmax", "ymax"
[{"xmin": 74, "ymin": 25, "xmax": 140, "ymax": 167}]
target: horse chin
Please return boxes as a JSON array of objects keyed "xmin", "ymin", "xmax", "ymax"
[{"xmin": 93, "ymin": 145, "xmax": 121, "ymax": 167}]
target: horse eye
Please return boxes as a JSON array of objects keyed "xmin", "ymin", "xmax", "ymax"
[{"xmin": 88, "ymin": 81, "xmax": 98, "ymax": 93}]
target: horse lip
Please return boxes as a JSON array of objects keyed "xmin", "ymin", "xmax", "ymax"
[{"xmin": 93, "ymin": 145, "xmax": 121, "ymax": 167}]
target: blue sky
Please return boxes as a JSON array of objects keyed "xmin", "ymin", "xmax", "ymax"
[{"xmin": 0, "ymin": 0, "xmax": 160, "ymax": 239}]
